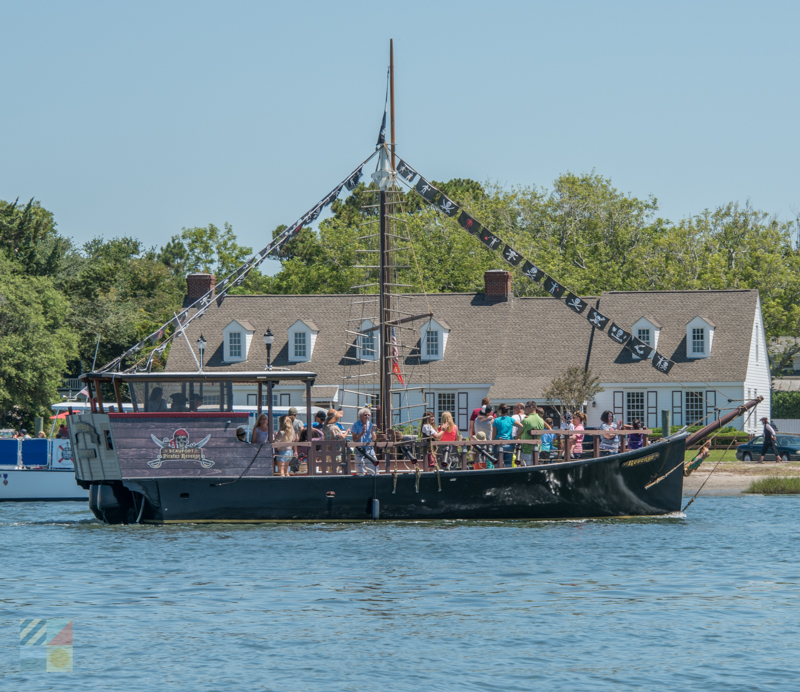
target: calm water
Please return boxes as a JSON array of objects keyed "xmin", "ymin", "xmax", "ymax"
[{"xmin": 2, "ymin": 497, "xmax": 799, "ymax": 691}]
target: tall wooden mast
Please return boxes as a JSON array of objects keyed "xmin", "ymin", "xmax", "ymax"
[{"xmin": 378, "ymin": 39, "xmax": 395, "ymax": 434}]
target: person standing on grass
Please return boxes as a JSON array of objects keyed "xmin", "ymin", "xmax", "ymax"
[{"xmin": 758, "ymin": 417, "xmax": 780, "ymax": 463}]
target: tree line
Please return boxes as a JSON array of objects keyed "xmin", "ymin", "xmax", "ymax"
[{"xmin": 2, "ymin": 171, "xmax": 799, "ymax": 427}]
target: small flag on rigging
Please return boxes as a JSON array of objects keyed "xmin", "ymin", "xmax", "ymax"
[{"xmin": 391, "ymin": 327, "xmax": 404, "ymax": 386}]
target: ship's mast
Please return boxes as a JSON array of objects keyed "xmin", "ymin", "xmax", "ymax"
[{"xmin": 378, "ymin": 39, "xmax": 395, "ymax": 434}]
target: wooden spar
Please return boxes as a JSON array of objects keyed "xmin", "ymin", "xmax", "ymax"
[
  {"xmin": 390, "ymin": 38, "xmax": 396, "ymax": 171},
  {"xmin": 358, "ymin": 312, "xmax": 433, "ymax": 334},
  {"xmin": 685, "ymin": 396, "xmax": 763, "ymax": 447}
]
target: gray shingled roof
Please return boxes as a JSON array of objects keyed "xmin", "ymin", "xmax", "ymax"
[{"xmin": 165, "ymin": 289, "xmax": 758, "ymax": 396}]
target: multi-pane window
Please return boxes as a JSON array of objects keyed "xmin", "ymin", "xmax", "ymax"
[
  {"xmin": 247, "ymin": 394, "xmax": 280, "ymax": 407},
  {"xmin": 294, "ymin": 331, "xmax": 307, "ymax": 359},
  {"xmin": 685, "ymin": 391, "xmax": 704, "ymax": 426},
  {"xmin": 637, "ymin": 328, "xmax": 651, "ymax": 346},
  {"xmin": 692, "ymin": 328, "xmax": 705, "ymax": 354},
  {"xmin": 361, "ymin": 331, "xmax": 376, "ymax": 359},
  {"xmin": 203, "ymin": 394, "xmax": 220, "ymax": 406},
  {"xmin": 229, "ymin": 332, "xmax": 242, "ymax": 358},
  {"xmin": 426, "ymin": 330, "xmax": 439, "ymax": 357},
  {"xmin": 437, "ymin": 393, "xmax": 455, "ymax": 423},
  {"xmin": 626, "ymin": 391, "xmax": 645, "ymax": 424}
]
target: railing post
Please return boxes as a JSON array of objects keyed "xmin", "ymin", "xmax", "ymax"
[
  {"xmin": 662, "ymin": 410, "xmax": 671, "ymax": 440},
  {"xmin": 593, "ymin": 434, "xmax": 600, "ymax": 458},
  {"xmin": 564, "ymin": 432, "xmax": 571, "ymax": 462}
]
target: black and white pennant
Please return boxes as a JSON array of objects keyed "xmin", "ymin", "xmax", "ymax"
[
  {"xmin": 415, "ymin": 177, "xmax": 439, "ymax": 203},
  {"xmin": 345, "ymin": 167, "xmax": 363, "ymax": 191},
  {"xmin": 587, "ymin": 308, "xmax": 609, "ymax": 331},
  {"xmin": 458, "ymin": 212, "xmax": 481, "ymax": 236},
  {"xmin": 437, "ymin": 194, "xmax": 459, "ymax": 217},
  {"xmin": 396, "ymin": 159, "xmax": 417, "ymax": 183},
  {"xmin": 564, "ymin": 292, "xmax": 587, "ymax": 314},
  {"xmin": 479, "ymin": 228, "xmax": 502, "ymax": 250},
  {"xmin": 608, "ymin": 323, "xmax": 631, "ymax": 345},
  {"xmin": 543, "ymin": 276, "xmax": 566, "ymax": 298},
  {"xmin": 501, "ymin": 245, "xmax": 523, "ymax": 266},
  {"xmin": 520, "ymin": 261, "xmax": 544, "ymax": 282},
  {"xmin": 626, "ymin": 336, "xmax": 652, "ymax": 359},
  {"xmin": 651, "ymin": 352, "xmax": 675, "ymax": 375}
]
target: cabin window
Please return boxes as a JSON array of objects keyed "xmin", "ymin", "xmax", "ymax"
[
  {"xmin": 626, "ymin": 391, "xmax": 645, "ymax": 424},
  {"xmin": 692, "ymin": 328, "xmax": 705, "ymax": 354},
  {"xmin": 229, "ymin": 332, "xmax": 242, "ymax": 358},
  {"xmin": 280, "ymin": 393, "xmax": 290, "ymax": 406},
  {"xmin": 426, "ymin": 330, "xmax": 440, "ymax": 358},
  {"xmin": 685, "ymin": 391, "xmax": 704, "ymax": 426},
  {"xmin": 294, "ymin": 332, "xmax": 307, "ymax": 359},
  {"xmin": 637, "ymin": 328, "xmax": 651, "ymax": 347}
]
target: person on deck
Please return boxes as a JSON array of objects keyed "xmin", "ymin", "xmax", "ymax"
[
  {"xmin": 273, "ymin": 415, "xmax": 296, "ymax": 477},
  {"xmin": 437, "ymin": 411, "xmax": 459, "ymax": 469},
  {"xmin": 419, "ymin": 412, "xmax": 438, "ymax": 468},
  {"xmin": 540, "ymin": 418, "xmax": 555, "ymax": 462},
  {"xmin": 628, "ymin": 420, "xmax": 644, "ymax": 450},
  {"xmin": 169, "ymin": 392, "xmax": 188, "ymax": 412},
  {"xmin": 570, "ymin": 411, "xmax": 587, "ymax": 458},
  {"xmin": 146, "ymin": 387, "xmax": 168, "ymax": 413},
  {"xmin": 351, "ymin": 408, "xmax": 377, "ymax": 476},
  {"xmin": 312, "ymin": 410, "xmax": 326, "ymax": 429},
  {"xmin": 512, "ymin": 403, "xmax": 525, "ymax": 439},
  {"xmin": 469, "ymin": 398, "xmax": 492, "ymax": 438},
  {"xmin": 759, "ymin": 417, "xmax": 780, "ymax": 463},
  {"xmin": 287, "ymin": 407, "xmax": 304, "ymax": 438},
  {"xmin": 189, "ymin": 393, "xmax": 204, "ymax": 412},
  {"xmin": 252, "ymin": 414, "xmax": 271, "ymax": 444},
  {"xmin": 518, "ymin": 402, "xmax": 545, "ymax": 466},
  {"xmin": 491, "ymin": 404, "xmax": 516, "ymax": 467},
  {"xmin": 473, "ymin": 406, "xmax": 495, "ymax": 442},
  {"xmin": 599, "ymin": 410, "xmax": 621, "ymax": 456}
]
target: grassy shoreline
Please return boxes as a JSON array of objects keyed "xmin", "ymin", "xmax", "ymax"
[{"xmin": 744, "ymin": 476, "xmax": 800, "ymax": 494}]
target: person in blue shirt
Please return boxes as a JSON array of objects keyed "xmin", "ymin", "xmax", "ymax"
[
  {"xmin": 540, "ymin": 418, "xmax": 556, "ymax": 462},
  {"xmin": 491, "ymin": 404, "xmax": 516, "ymax": 467},
  {"xmin": 351, "ymin": 408, "xmax": 377, "ymax": 476},
  {"xmin": 311, "ymin": 410, "xmax": 326, "ymax": 429}
]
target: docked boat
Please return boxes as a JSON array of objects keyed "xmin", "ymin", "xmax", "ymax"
[{"xmin": 64, "ymin": 43, "xmax": 761, "ymax": 523}]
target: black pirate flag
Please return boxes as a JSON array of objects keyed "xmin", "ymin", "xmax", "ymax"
[
  {"xmin": 626, "ymin": 336, "xmax": 652, "ymax": 359},
  {"xmin": 651, "ymin": 351, "xmax": 675, "ymax": 375},
  {"xmin": 608, "ymin": 322, "xmax": 631, "ymax": 345},
  {"xmin": 415, "ymin": 177, "xmax": 439, "ymax": 203},
  {"xmin": 564, "ymin": 292, "xmax": 587, "ymax": 314},
  {"xmin": 587, "ymin": 308, "xmax": 609, "ymax": 331},
  {"xmin": 345, "ymin": 167, "xmax": 363, "ymax": 191},
  {"xmin": 543, "ymin": 276, "xmax": 566, "ymax": 298},
  {"xmin": 520, "ymin": 261, "xmax": 544, "ymax": 282},
  {"xmin": 479, "ymin": 228, "xmax": 502, "ymax": 250},
  {"xmin": 396, "ymin": 159, "xmax": 417, "ymax": 183},
  {"xmin": 501, "ymin": 245, "xmax": 523, "ymax": 266},
  {"xmin": 437, "ymin": 194, "xmax": 459, "ymax": 217},
  {"xmin": 322, "ymin": 186, "xmax": 342, "ymax": 207},
  {"xmin": 458, "ymin": 212, "xmax": 481, "ymax": 236}
]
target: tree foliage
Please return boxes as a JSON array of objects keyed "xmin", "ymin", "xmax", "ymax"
[
  {"xmin": 543, "ymin": 366, "xmax": 605, "ymax": 413},
  {"xmin": 772, "ymin": 391, "xmax": 800, "ymax": 419}
]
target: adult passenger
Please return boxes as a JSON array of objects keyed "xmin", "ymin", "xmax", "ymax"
[
  {"xmin": 518, "ymin": 401, "xmax": 545, "ymax": 466},
  {"xmin": 252, "ymin": 414, "xmax": 271, "ymax": 444},
  {"xmin": 351, "ymin": 408, "xmax": 377, "ymax": 476},
  {"xmin": 169, "ymin": 392, "xmax": 189, "ymax": 412},
  {"xmin": 570, "ymin": 412, "xmax": 587, "ymax": 458},
  {"xmin": 469, "ymin": 398, "xmax": 492, "ymax": 438},
  {"xmin": 599, "ymin": 411, "xmax": 621, "ymax": 456},
  {"xmin": 312, "ymin": 410, "xmax": 326, "ymax": 429},
  {"xmin": 287, "ymin": 407, "xmax": 305, "ymax": 438},
  {"xmin": 759, "ymin": 417, "xmax": 780, "ymax": 463},
  {"xmin": 491, "ymin": 404, "xmax": 516, "ymax": 467},
  {"xmin": 146, "ymin": 388, "xmax": 168, "ymax": 413},
  {"xmin": 473, "ymin": 406, "xmax": 495, "ymax": 442},
  {"xmin": 189, "ymin": 393, "xmax": 204, "ymax": 412}
]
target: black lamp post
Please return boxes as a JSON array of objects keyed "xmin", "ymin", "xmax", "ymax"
[
  {"xmin": 197, "ymin": 334, "xmax": 207, "ymax": 372},
  {"xmin": 263, "ymin": 328, "xmax": 274, "ymax": 371}
]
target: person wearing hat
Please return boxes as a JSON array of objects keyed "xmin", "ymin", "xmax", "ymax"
[
  {"xmin": 312, "ymin": 410, "xmax": 326, "ymax": 429},
  {"xmin": 20, "ymin": 429, "xmax": 32, "ymax": 440},
  {"xmin": 759, "ymin": 417, "xmax": 780, "ymax": 463},
  {"xmin": 322, "ymin": 409, "xmax": 346, "ymax": 441},
  {"xmin": 287, "ymin": 407, "xmax": 305, "ymax": 438},
  {"xmin": 189, "ymin": 393, "xmax": 204, "ymax": 412},
  {"xmin": 169, "ymin": 392, "xmax": 188, "ymax": 412}
]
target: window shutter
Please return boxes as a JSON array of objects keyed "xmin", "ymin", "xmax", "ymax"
[
  {"xmin": 425, "ymin": 391, "xmax": 434, "ymax": 413},
  {"xmin": 457, "ymin": 393, "xmax": 468, "ymax": 431},
  {"xmin": 613, "ymin": 391, "xmax": 624, "ymax": 418},
  {"xmin": 672, "ymin": 391, "xmax": 683, "ymax": 426},
  {"xmin": 647, "ymin": 391, "xmax": 658, "ymax": 429}
]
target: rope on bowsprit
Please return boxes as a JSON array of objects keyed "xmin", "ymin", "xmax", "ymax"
[
  {"xmin": 392, "ymin": 469, "xmax": 398, "ymax": 494},
  {"xmin": 681, "ymin": 405, "xmax": 758, "ymax": 512},
  {"xmin": 435, "ymin": 463, "xmax": 442, "ymax": 492},
  {"xmin": 415, "ymin": 466, "xmax": 421, "ymax": 493}
]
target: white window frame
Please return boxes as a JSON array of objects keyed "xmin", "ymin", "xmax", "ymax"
[
  {"xmin": 229, "ymin": 332, "xmax": 242, "ymax": 358},
  {"xmin": 637, "ymin": 329, "xmax": 651, "ymax": 347},
  {"xmin": 294, "ymin": 331, "xmax": 307, "ymax": 359},
  {"xmin": 630, "ymin": 317, "xmax": 659, "ymax": 360},
  {"xmin": 686, "ymin": 316, "xmax": 714, "ymax": 359},
  {"xmin": 692, "ymin": 327, "xmax": 705, "ymax": 354},
  {"xmin": 426, "ymin": 330, "xmax": 440, "ymax": 358},
  {"xmin": 685, "ymin": 391, "xmax": 704, "ymax": 426}
]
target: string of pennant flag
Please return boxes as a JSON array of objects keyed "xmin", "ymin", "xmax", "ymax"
[
  {"xmin": 395, "ymin": 157, "xmax": 677, "ymax": 376},
  {"xmin": 97, "ymin": 151, "xmax": 379, "ymax": 374}
]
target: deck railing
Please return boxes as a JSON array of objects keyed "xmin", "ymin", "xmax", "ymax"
[{"xmin": 270, "ymin": 429, "xmax": 653, "ymax": 475}]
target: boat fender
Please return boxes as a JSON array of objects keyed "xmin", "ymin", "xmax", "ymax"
[
  {"xmin": 392, "ymin": 470, "xmax": 398, "ymax": 494},
  {"xmin": 372, "ymin": 498, "xmax": 380, "ymax": 520},
  {"xmin": 435, "ymin": 464, "xmax": 442, "ymax": 492},
  {"xmin": 415, "ymin": 466, "xmax": 421, "ymax": 493}
]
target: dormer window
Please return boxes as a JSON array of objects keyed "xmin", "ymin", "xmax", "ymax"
[
  {"xmin": 222, "ymin": 319, "xmax": 255, "ymax": 362},
  {"xmin": 686, "ymin": 316, "xmax": 715, "ymax": 359},
  {"xmin": 358, "ymin": 320, "xmax": 377, "ymax": 361},
  {"xmin": 420, "ymin": 318, "xmax": 450, "ymax": 362},
  {"xmin": 630, "ymin": 317, "xmax": 661, "ymax": 360},
  {"xmin": 288, "ymin": 319, "xmax": 319, "ymax": 363},
  {"xmin": 229, "ymin": 332, "xmax": 242, "ymax": 358},
  {"xmin": 426, "ymin": 330, "xmax": 440, "ymax": 357},
  {"xmin": 294, "ymin": 332, "xmax": 307, "ymax": 359}
]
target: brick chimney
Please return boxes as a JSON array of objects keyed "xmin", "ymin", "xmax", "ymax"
[
  {"xmin": 186, "ymin": 273, "xmax": 216, "ymax": 300},
  {"xmin": 484, "ymin": 270, "xmax": 513, "ymax": 302}
]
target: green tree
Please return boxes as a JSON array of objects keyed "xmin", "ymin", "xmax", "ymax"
[{"xmin": 543, "ymin": 366, "xmax": 605, "ymax": 414}]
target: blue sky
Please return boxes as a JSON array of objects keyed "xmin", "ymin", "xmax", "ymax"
[{"xmin": 3, "ymin": 0, "xmax": 799, "ymax": 272}]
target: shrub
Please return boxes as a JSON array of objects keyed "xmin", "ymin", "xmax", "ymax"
[{"xmin": 773, "ymin": 391, "xmax": 800, "ymax": 419}]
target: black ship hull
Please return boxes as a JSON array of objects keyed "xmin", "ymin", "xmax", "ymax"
[{"xmin": 88, "ymin": 437, "xmax": 686, "ymax": 524}]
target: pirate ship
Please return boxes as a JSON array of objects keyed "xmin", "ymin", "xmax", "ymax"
[{"xmin": 66, "ymin": 42, "xmax": 762, "ymax": 524}]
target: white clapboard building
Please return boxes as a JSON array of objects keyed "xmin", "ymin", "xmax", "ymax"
[{"xmin": 165, "ymin": 271, "xmax": 770, "ymax": 432}]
